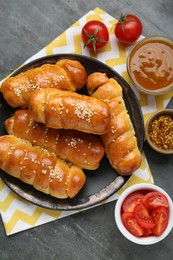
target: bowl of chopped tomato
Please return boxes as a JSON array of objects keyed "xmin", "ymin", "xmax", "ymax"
[{"xmin": 114, "ymin": 183, "xmax": 173, "ymax": 245}]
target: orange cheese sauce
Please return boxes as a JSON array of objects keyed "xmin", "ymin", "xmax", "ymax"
[{"xmin": 130, "ymin": 40, "xmax": 173, "ymax": 90}]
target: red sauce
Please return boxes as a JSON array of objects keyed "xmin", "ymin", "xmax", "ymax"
[{"xmin": 130, "ymin": 39, "xmax": 173, "ymax": 91}]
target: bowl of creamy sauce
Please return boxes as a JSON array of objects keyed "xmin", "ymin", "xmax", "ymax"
[{"xmin": 127, "ymin": 36, "xmax": 173, "ymax": 95}]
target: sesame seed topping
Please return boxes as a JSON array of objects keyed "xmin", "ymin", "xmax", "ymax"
[
  {"xmin": 55, "ymin": 134, "xmax": 59, "ymax": 143},
  {"xmin": 51, "ymin": 106, "xmax": 57, "ymax": 111},
  {"xmin": 49, "ymin": 164, "xmax": 64, "ymax": 182},
  {"xmin": 7, "ymin": 144, "xmax": 15, "ymax": 155},
  {"xmin": 67, "ymin": 137, "xmax": 84, "ymax": 148},
  {"xmin": 42, "ymin": 169, "xmax": 47, "ymax": 175},
  {"xmin": 111, "ymin": 126, "xmax": 117, "ymax": 134},
  {"xmin": 67, "ymin": 138, "xmax": 77, "ymax": 147},
  {"xmin": 74, "ymin": 101, "xmax": 94, "ymax": 122},
  {"xmin": 88, "ymin": 142, "xmax": 92, "ymax": 149},
  {"xmin": 53, "ymin": 75, "xmax": 65, "ymax": 84},
  {"xmin": 14, "ymin": 88, "xmax": 22, "ymax": 97}
]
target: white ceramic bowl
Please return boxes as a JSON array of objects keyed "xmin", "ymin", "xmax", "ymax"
[{"xmin": 115, "ymin": 183, "xmax": 173, "ymax": 245}]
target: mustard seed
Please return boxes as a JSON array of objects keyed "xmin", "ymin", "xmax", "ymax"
[{"xmin": 148, "ymin": 114, "xmax": 173, "ymax": 150}]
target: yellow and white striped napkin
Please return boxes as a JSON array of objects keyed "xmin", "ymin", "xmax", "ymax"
[{"xmin": 0, "ymin": 7, "xmax": 172, "ymax": 236}]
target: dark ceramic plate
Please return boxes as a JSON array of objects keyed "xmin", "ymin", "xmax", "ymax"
[{"xmin": 0, "ymin": 54, "xmax": 144, "ymax": 210}]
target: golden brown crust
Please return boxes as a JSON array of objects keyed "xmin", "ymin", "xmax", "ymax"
[
  {"xmin": 0, "ymin": 135, "xmax": 86, "ymax": 199},
  {"xmin": 56, "ymin": 59, "xmax": 87, "ymax": 91},
  {"xmin": 0, "ymin": 59, "xmax": 87, "ymax": 108},
  {"xmin": 87, "ymin": 73, "xmax": 142, "ymax": 176},
  {"xmin": 67, "ymin": 165, "xmax": 86, "ymax": 198},
  {"xmin": 5, "ymin": 109, "xmax": 105, "ymax": 170},
  {"xmin": 29, "ymin": 88, "xmax": 110, "ymax": 135},
  {"xmin": 115, "ymin": 148, "xmax": 142, "ymax": 176},
  {"xmin": 87, "ymin": 72, "xmax": 108, "ymax": 95}
]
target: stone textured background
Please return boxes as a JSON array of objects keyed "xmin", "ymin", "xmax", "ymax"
[{"xmin": 0, "ymin": 1, "xmax": 173, "ymax": 259}]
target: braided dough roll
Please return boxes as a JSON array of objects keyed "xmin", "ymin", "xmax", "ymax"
[
  {"xmin": 0, "ymin": 59, "xmax": 87, "ymax": 108},
  {"xmin": 0, "ymin": 135, "xmax": 86, "ymax": 199},
  {"xmin": 5, "ymin": 109, "xmax": 105, "ymax": 170},
  {"xmin": 29, "ymin": 88, "xmax": 110, "ymax": 135},
  {"xmin": 87, "ymin": 72, "xmax": 142, "ymax": 176}
]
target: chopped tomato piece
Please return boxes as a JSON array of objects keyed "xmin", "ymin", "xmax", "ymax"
[
  {"xmin": 122, "ymin": 191, "xmax": 144, "ymax": 212},
  {"xmin": 151, "ymin": 206, "xmax": 169, "ymax": 236},
  {"xmin": 142, "ymin": 228, "xmax": 152, "ymax": 237},
  {"xmin": 133, "ymin": 202, "xmax": 155, "ymax": 229},
  {"xmin": 122, "ymin": 212, "xmax": 144, "ymax": 237},
  {"xmin": 142, "ymin": 191, "xmax": 169, "ymax": 210}
]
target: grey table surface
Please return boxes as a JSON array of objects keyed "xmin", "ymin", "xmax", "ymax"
[{"xmin": 0, "ymin": 0, "xmax": 173, "ymax": 259}]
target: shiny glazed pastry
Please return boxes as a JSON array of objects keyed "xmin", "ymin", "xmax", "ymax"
[
  {"xmin": 29, "ymin": 88, "xmax": 110, "ymax": 135},
  {"xmin": 0, "ymin": 135, "xmax": 86, "ymax": 199},
  {"xmin": 87, "ymin": 72, "xmax": 142, "ymax": 176},
  {"xmin": 5, "ymin": 109, "xmax": 105, "ymax": 170},
  {"xmin": 0, "ymin": 59, "xmax": 87, "ymax": 108}
]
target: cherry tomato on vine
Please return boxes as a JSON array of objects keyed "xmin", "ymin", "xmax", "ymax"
[
  {"xmin": 114, "ymin": 14, "xmax": 142, "ymax": 44},
  {"xmin": 81, "ymin": 20, "xmax": 109, "ymax": 52}
]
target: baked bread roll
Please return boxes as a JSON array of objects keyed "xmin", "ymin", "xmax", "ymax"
[
  {"xmin": 29, "ymin": 88, "xmax": 110, "ymax": 135},
  {"xmin": 5, "ymin": 109, "xmax": 105, "ymax": 170},
  {"xmin": 0, "ymin": 135, "xmax": 86, "ymax": 199},
  {"xmin": 87, "ymin": 72, "xmax": 142, "ymax": 176},
  {"xmin": 0, "ymin": 59, "xmax": 87, "ymax": 108}
]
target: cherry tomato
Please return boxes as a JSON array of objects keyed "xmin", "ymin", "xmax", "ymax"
[
  {"xmin": 81, "ymin": 20, "xmax": 109, "ymax": 52},
  {"xmin": 122, "ymin": 191, "xmax": 144, "ymax": 212},
  {"xmin": 133, "ymin": 202, "xmax": 155, "ymax": 229},
  {"xmin": 151, "ymin": 206, "xmax": 169, "ymax": 236},
  {"xmin": 122, "ymin": 212, "xmax": 144, "ymax": 237},
  {"xmin": 142, "ymin": 191, "xmax": 169, "ymax": 210},
  {"xmin": 114, "ymin": 14, "xmax": 142, "ymax": 44}
]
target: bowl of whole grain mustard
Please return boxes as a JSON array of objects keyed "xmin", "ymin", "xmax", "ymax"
[
  {"xmin": 145, "ymin": 109, "xmax": 173, "ymax": 154},
  {"xmin": 127, "ymin": 36, "xmax": 173, "ymax": 95}
]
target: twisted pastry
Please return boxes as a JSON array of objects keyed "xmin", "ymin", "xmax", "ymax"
[
  {"xmin": 0, "ymin": 135, "xmax": 86, "ymax": 199},
  {"xmin": 0, "ymin": 59, "xmax": 87, "ymax": 108},
  {"xmin": 29, "ymin": 88, "xmax": 110, "ymax": 135},
  {"xmin": 5, "ymin": 109, "xmax": 105, "ymax": 170},
  {"xmin": 87, "ymin": 72, "xmax": 142, "ymax": 176}
]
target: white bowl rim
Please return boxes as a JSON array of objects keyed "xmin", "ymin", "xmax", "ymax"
[{"xmin": 115, "ymin": 183, "xmax": 173, "ymax": 245}]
